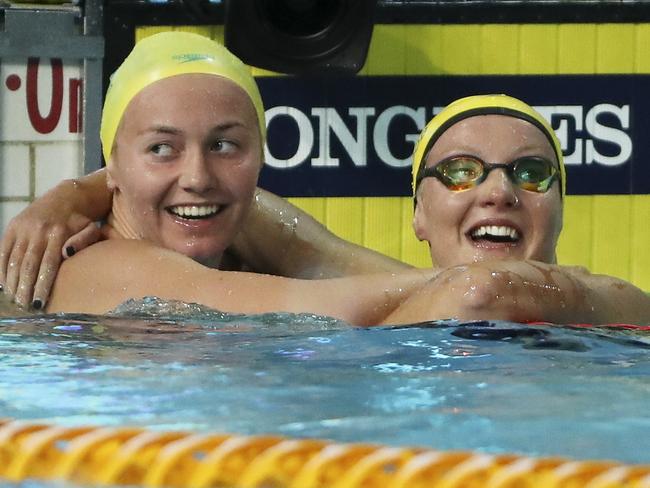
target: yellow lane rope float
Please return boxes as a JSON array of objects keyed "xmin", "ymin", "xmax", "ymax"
[{"xmin": 1, "ymin": 419, "xmax": 650, "ymax": 487}]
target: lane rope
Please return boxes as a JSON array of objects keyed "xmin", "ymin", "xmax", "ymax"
[{"xmin": 0, "ymin": 418, "xmax": 648, "ymax": 487}]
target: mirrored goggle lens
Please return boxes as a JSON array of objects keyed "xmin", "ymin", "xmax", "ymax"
[
  {"xmin": 438, "ymin": 157, "xmax": 485, "ymax": 190},
  {"xmin": 512, "ymin": 157, "xmax": 557, "ymax": 192}
]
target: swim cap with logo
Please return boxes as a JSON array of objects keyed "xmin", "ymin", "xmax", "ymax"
[
  {"xmin": 100, "ymin": 31, "xmax": 265, "ymax": 163},
  {"xmin": 411, "ymin": 94, "xmax": 565, "ymax": 198}
]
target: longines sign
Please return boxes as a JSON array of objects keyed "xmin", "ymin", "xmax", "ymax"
[{"xmin": 257, "ymin": 75, "xmax": 648, "ymax": 197}]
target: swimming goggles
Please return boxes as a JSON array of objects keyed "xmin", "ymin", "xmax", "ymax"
[{"xmin": 415, "ymin": 155, "xmax": 559, "ymax": 193}]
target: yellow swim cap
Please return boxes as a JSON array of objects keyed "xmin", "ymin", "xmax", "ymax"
[
  {"xmin": 412, "ymin": 94, "xmax": 566, "ymax": 198},
  {"xmin": 100, "ymin": 31, "xmax": 266, "ymax": 163}
]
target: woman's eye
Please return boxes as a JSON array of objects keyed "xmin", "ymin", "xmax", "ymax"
[
  {"xmin": 211, "ymin": 140, "xmax": 238, "ymax": 154},
  {"xmin": 518, "ymin": 166, "xmax": 546, "ymax": 182},
  {"xmin": 150, "ymin": 143, "xmax": 174, "ymax": 157},
  {"xmin": 443, "ymin": 159, "xmax": 483, "ymax": 182},
  {"xmin": 450, "ymin": 166, "xmax": 478, "ymax": 180},
  {"xmin": 520, "ymin": 170, "xmax": 538, "ymax": 181}
]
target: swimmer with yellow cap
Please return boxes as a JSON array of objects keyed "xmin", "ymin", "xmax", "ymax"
[
  {"xmin": 411, "ymin": 94, "xmax": 565, "ymax": 268},
  {"xmin": 97, "ymin": 31, "xmax": 266, "ymax": 270}
]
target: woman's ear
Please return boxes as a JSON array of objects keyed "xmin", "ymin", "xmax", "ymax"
[
  {"xmin": 412, "ymin": 197, "xmax": 427, "ymax": 242},
  {"xmin": 106, "ymin": 162, "xmax": 117, "ymax": 191}
]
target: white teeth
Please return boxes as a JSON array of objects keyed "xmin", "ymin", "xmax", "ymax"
[
  {"xmin": 169, "ymin": 205, "xmax": 220, "ymax": 218},
  {"xmin": 471, "ymin": 225, "xmax": 519, "ymax": 240}
]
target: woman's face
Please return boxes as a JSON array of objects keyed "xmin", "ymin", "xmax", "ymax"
[
  {"xmin": 413, "ymin": 114, "xmax": 563, "ymax": 268},
  {"xmin": 108, "ymin": 74, "xmax": 262, "ymax": 268}
]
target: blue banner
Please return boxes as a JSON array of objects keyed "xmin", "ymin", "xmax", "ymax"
[{"xmin": 257, "ymin": 74, "xmax": 649, "ymax": 197}]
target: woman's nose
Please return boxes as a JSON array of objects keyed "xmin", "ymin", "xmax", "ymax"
[
  {"xmin": 476, "ymin": 168, "xmax": 519, "ymax": 208},
  {"xmin": 178, "ymin": 150, "xmax": 215, "ymax": 193}
]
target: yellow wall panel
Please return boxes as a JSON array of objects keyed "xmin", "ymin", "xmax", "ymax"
[
  {"xmin": 363, "ymin": 197, "xmax": 403, "ymax": 258},
  {"xmin": 634, "ymin": 24, "xmax": 650, "ymax": 72},
  {"xmin": 631, "ymin": 195, "xmax": 650, "ymax": 290},
  {"xmin": 596, "ymin": 24, "xmax": 636, "ymax": 73},
  {"xmin": 325, "ymin": 198, "xmax": 365, "ymax": 244},
  {"xmin": 441, "ymin": 25, "xmax": 483, "ymax": 74},
  {"xmin": 556, "ymin": 196, "xmax": 593, "ymax": 268},
  {"xmin": 404, "ymin": 25, "xmax": 444, "ymax": 75},
  {"xmin": 480, "ymin": 25, "xmax": 520, "ymax": 74},
  {"xmin": 557, "ymin": 24, "xmax": 597, "ymax": 73},
  {"xmin": 519, "ymin": 24, "xmax": 558, "ymax": 74},
  {"xmin": 364, "ymin": 24, "xmax": 407, "ymax": 75},
  {"xmin": 591, "ymin": 196, "xmax": 632, "ymax": 280}
]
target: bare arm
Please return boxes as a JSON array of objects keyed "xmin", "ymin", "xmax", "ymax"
[
  {"xmin": 382, "ymin": 260, "xmax": 650, "ymax": 326},
  {"xmin": 231, "ymin": 188, "xmax": 411, "ymax": 278},
  {"xmin": 1, "ymin": 171, "xmax": 406, "ymax": 307},
  {"xmin": 47, "ymin": 239, "xmax": 433, "ymax": 326},
  {"xmin": 0, "ymin": 169, "xmax": 111, "ymax": 308}
]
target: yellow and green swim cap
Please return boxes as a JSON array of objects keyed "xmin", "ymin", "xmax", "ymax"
[
  {"xmin": 100, "ymin": 31, "xmax": 266, "ymax": 163},
  {"xmin": 411, "ymin": 94, "xmax": 566, "ymax": 198}
]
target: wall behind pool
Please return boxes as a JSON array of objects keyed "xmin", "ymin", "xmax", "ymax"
[{"xmin": 135, "ymin": 22, "xmax": 650, "ymax": 290}]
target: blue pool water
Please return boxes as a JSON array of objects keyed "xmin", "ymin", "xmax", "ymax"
[{"xmin": 0, "ymin": 297, "xmax": 649, "ymax": 468}]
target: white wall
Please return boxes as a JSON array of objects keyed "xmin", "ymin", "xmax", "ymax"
[{"xmin": 0, "ymin": 57, "xmax": 84, "ymax": 232}]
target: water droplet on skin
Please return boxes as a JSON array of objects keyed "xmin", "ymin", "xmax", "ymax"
[{"xmin": 463, "ymin": 284, "xmax": 479, "ymax": 298}]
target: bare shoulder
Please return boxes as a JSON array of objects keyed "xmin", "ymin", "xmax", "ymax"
[
  {"xmin": 47, "ymin": 239, "xmax": 300, "ymax": 316},
  {"xmin": 48, "ymin": 239, "xmax": 201, "ymax": 313},
  {"xmin": 64, "ymin": 239, "xmax": 202, "ymax": 273}
]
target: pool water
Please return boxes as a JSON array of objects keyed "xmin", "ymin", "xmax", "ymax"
[{"xmin": 0, "ymin": 297, "xmax": 649, "ymax": 466}]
